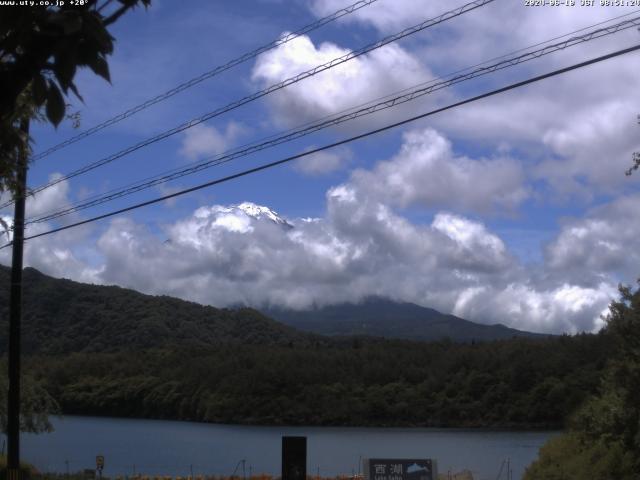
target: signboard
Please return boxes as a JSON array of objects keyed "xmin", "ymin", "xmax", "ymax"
[
  {"xmin": 96, "ymin": 456, "xmax": 105, "ymax": 470},
  {"xmin": 364, "ymin": 459, "xmax": 437, "ymax": 480}
]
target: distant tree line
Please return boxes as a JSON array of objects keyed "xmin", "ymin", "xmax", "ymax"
[{"xmin": 24, "ymin": 333, "xmax": 610, "ymax": 429}]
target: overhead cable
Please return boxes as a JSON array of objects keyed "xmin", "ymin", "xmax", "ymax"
[
  {"xmin": 30, "ymin": 0, "xmax": 381, "ymax": 162},
  {"xmin": 24, "ymin": 14, "xmax": 640, "ymax": 225},
  {"xmin": 1, "ymin": 0, "xmax": 495, "ymax": 211},
  {"xmin": 2, "ymin": 42, "xmax": 637, "ymax": 249}
]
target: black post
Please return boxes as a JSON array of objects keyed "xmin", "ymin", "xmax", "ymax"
[
  {"xmin": 282, "ymin": 436, "xmax": 306, "ymax": 480},
  {"xmin": 7, "ymin": 117, "xmax": 29, "ymax": 479}
]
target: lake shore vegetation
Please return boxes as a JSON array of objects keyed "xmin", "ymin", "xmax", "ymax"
[{"xmin": 524, "ymin": 283, "xmax": 640, "ymax": 479}]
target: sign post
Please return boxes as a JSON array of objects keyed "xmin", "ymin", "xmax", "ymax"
[
  {"xmin": 96, "ymin": 455, "xmax": 105, "ymax": 480},
  {"xmin": 364, "ymin": 459, "xmax": 437, "ymax": 480}
]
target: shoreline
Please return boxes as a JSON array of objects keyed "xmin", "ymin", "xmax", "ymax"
[
  {"xmin": 41, "ymin": 413, "xmax": 563, "ymax": 433},
  {"xmin": 21, "ymin": 417, "xmax": 554, "ymax": 480}
]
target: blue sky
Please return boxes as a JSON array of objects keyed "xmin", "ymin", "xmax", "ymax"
[{"xmin": 2, "ymin": 0, "xmax": 640, "ymax": 333}]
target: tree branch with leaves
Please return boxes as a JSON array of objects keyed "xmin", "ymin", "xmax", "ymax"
[
  {"xmin": 0, "ymin": 0, "xmax": 151, "ymax": 195},
  {"xmin": 626, "ymin": 114, "xmax": 640, "ymax": 176}
]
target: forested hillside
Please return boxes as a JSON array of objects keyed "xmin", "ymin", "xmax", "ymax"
[
  {"xmin": 27, "ymin": 334, "xmax": 610, "ymax": 428},
  {"xmin": 0, "ymin": 266, "xmax": 313, "ymax": 354},
  {"xmin": 0, "ymin": 266, "xmax": 613, "ymax": 429},
  {"xmin": 0, "ymin": 267, "xmax": 546, "ymax": 350}
]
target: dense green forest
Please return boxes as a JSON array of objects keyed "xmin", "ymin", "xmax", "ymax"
[{"xmin": 24, "ymin": 334, "xmax": 610, "ymax": 428}]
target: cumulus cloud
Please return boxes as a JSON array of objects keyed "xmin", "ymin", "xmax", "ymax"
[
  {"xmin": 75, "ymin": 180, "xmax": 617, "ymax": 333},
  {"xmin": 5, "ymin": 133, "xmax": 631, "ymax": 334},
  {"xmin": 306, "ymin": 0, "xmax": 640, "ymax": 198},
  {"xmin": 452, "ymin": 282, "xmax": 616, "ymax": 334},
  {"xmin": 0, "ymin": 173, "xmax": 71, "ymax": 232},
  {"xmin": 535, "ymin": 99, "xmax": 640, "ymax": 197},
  {"xmin": 247, "ymin": 1, "xmax": 640, "ymax": 205},
  {"xmin": 435, "ymin": 76, "xmax": 640, "ymax": 198},
  {"xmin": 310, "ymin": 0, "xmax": 450, "ymax": 34},
  {"xmin": 4, "ymin": 137, "xmax": 632, "ymax": 337},
  {"xmin": 431, "ymin": 212, "xmax": 512, "ymax": 273},
  {"xmin": 251, "ymin": 34, "xmax": 432, "ymax": 128},
  {"xmin": 350, "ymin": 128, "xmax": 528, "ymax": 213},
  {"xmin": 311, "ymin": 0, "xmax": 637, "ymax": 68},
  {"xmin": 544, "ymin": 193, "xmax": 640, "ymax": 284},
  {"xmin": 92, "ymin": 193, "xmax": 520, "ymax": 315},
  {"xmin": 6, "ymin": 190, "xmax": 618, "ymax": 334},
  {"xmin": 23, "ymin": 173, "xmax": 71, "ymax": 219},
  {"xmin": 0, "ymin": 176, "xmax": 101, "ymax": 284}
]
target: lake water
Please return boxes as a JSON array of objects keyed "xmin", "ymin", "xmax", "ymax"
[{"xmin": 17, "ymin": 416, "xmax": 558, "ymax": 480}]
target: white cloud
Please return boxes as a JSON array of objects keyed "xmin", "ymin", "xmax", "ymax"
[
  {"xmin": 0, "ymin": 174, "xmax": 71, "ymax": 229},
  {"xmin": 452, "ymin": 282, "xmax": 616, "ymax": 334},
  {"xmin": 251, "ymin": 34, "xmax": 432, "ymax": 128},
  {"xmin": 25, "ymin": 173, "xmax": 71, "ymax": 219},
  {"xmin": 544, "ymin": 193, "xmax": 640, "ymax": 283},
  {"xmin": 74, "ymin": 183, "xmax": 617, "ymax": 333},
  {"xmin": 305, "ymin": 1, "xmax": 640, "ymax": 198},
  {"xmin": 91, "ymin": 190, "xmax": 520, "ymax": 315},
  {"xmin": 311, "ymin": 0, "xmax": 638, "ymax": 65},
  {"xmin": 0, "ymin": 176, "xmax": 101, "ymax": 284},
  {"xmin": 351, "ymin": 128, "xmax": 529, "ymax": 213},
  {"xmin": 432, "ymin": 212, "xmax": 511, "ymax": 272},
  {"xmin": 5, "ymin": 135, "xmax": 633, "ymax": 334},
  {"xmin": 310, "ymin": 0, "xmax": 452, "ymax": 34},
  {"xmin": 535, "ymin": 100, "xmax": 640, "ymax": 196},
  {"xmin": 5, "ymin": 184, "xmax": 622, "ymax": 334}
]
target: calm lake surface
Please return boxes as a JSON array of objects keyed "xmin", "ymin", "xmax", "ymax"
[{"xmin": 18, "ymin": 416, "xmax": 558, "ymax": 480}]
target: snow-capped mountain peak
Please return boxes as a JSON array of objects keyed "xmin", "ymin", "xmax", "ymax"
[{"xmin": 236, "ymin": 202, "xmax": 291, "ymax": 227}]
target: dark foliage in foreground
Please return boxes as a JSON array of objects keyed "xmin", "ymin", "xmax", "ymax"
[{"xmin": 525, "ymin": 283, "xmax": 640, "ymax": 479}]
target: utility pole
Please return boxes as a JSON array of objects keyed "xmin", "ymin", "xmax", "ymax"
[{"xmin": 7, "ymin": 117, "xmax": 29, "ymax": 480}]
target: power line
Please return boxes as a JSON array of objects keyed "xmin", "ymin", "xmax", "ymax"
[
  {"xmin": 21, "ymin": 6, "xmax": 640, "ymax": 224},
  {"xmin": 29, "ymin": 0, "xmax": 381, "ymax": 162},
  {"xmin": 24, "ymin": 14, "xmax": 640, "ymax": 225},
  {"xmin": 3, "ymin": 42, "xmax": 637, "ymax": 250},
  {"xmin": 0, "ymin": 0, "xmax": 495, "ymax": 211},
  {"xmin": 340, "ymin": 8, "xmax": 640, "ymax": 110},
  {"xmin": 24, "ymin": 13, "xmax": 640, "ymax": 224}
]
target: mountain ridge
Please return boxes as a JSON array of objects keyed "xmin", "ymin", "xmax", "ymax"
[
  {"xmin": 0, "ymin": 265, "xmax": 546, "ymax": 355},
  {"xmin": 0, "ymin": 265, "xmax": 313, "ymax": 355},
  {"xmin": 264, "ymin": 296, "xmax": 547, "ymax": 342}
]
